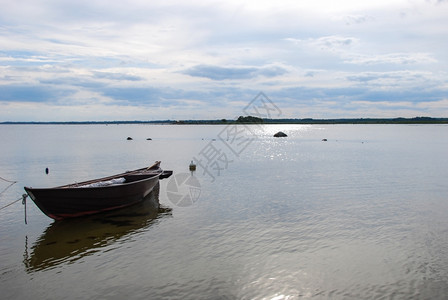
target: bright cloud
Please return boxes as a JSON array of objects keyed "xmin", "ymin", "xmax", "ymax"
[{"xmin": 0, "ymin": 0, "xmax": 448, "ymax": 121}]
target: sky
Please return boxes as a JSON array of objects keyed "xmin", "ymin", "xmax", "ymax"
[{"xmin": 1, "ymin": 0, "xmax": 448, "ymax": 121}]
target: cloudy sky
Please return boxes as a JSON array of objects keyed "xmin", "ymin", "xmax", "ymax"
[{"xmin": 1, "ymin": 0, "xmax": 447, "ymax": 121}]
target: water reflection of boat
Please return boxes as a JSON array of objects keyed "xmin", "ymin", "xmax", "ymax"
[{"xmin": 23, "ymin": 183, "xmax": 172, "ymax": 273}]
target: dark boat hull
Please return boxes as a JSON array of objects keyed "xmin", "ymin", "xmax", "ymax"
[{"xmin": 24, "ymin": 162, "xmax": 171, "ymax": 220}]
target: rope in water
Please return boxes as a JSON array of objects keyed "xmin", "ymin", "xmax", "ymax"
[
  {"xmin": 0, "ymin": 176, "xmax": 28, "ymax": 223},
  {"xmin": 0, "ymin": 176, "xmax": 17, "ymax": 184},
  {"xmin": 0, "ymin": 176, "xmax": 19, "ymax": 210},
  {"xmin": 0, "ymin": 194, "xmax": 28, "ymax": 224},
  {"xmin": 0, "ymin": 195, "xmax": 25, "ymax": 211}
]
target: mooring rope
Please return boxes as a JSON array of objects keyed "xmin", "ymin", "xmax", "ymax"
[
  {"xmin": 0, "ymin": 194, "xmax": 28, "ymax": 224},
  {"xmin": 0, "ymin": 195, "xmax": 25, "ymax": 211},
  {"xmin": 23, "ymin": 194, "xmax": 28, "ymax": 224},
  {"xmin": 0, "ymin": 176, "xmax": 28, "ymax": 224},
  {"xmin": 0, "ymin": 175, "xmax": 19, "ymax": 210},
  {"xmin": 0, "ymin": 176, "xmax": 17, "ymax": 184}
]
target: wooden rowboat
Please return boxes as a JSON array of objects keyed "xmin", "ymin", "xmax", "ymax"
[{"xmin": 24, "ymin": 161, "xmax": 172, "ymax": 220}]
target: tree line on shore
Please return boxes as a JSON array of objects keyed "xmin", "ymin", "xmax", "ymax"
[{"xmin": 2, "ymin": 116, "xmax": 447, "ymax": 125}]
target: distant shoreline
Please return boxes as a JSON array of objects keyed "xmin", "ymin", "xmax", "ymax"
[{"xmin": 1, "ymin": 117, "xmax": 448, "ymax": 125}]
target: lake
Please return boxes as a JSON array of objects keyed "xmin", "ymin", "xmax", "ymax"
[{"xmin": 1, "ymin": 124, "xmax": 448, "ymax": 299}]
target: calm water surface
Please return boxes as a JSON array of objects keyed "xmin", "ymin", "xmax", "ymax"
[{"xmin": 1, "ymin": 124, "xmax": 448, "ymax": 299}]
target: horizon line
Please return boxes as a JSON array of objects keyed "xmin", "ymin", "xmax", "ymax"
[{"xmin": 1, "ymin": 116, "xmax": 448, "ymax": 125}]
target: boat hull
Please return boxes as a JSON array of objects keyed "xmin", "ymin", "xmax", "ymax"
[{"xmin": 24, "ymin": 163, "xmax": 169, "ymax": 220}]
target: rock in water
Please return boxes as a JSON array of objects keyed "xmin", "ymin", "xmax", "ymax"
[{"xmin": 274, "ymin": 131, "xmax": 287, "ymax": 137}]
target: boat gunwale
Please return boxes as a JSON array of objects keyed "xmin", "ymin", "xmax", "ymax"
[
  {"xmin": 24, "ymin": 161, "xmax": 162, "ymax": 191},
  {"xmin": 25, "ymin": 172, "xmax": 161, "ymax": 192}
]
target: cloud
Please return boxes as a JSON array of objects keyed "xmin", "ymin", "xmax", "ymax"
[
  {"xmin": 346, "ymin": 53, "xmax": 437, "ymax": 65},
  {"xmin": 313, "ymin": 36, "xmax": 358, "ymax": 51},
  {"xmin": 285, "ymin": 35, "xmax": 358, "ymax": 52},
  {"xmin": 101, "ymin": 87, "xmax": 172, "ymax": 103},
  {"xmin": 1, "ymin": 0, "xmax": 448, "ymax": 121},
  {"xmin": 346, "ymin": 71, "xmax": 438, "ymax": 87},
  {"xmin": 92, "ymin": 71, "xmax": 144, "ymax": 81},
  {"xmin": 0, "ymin": 85, "xmax": 74, "ymax": 102},
  {"xmin": 183, "ymin": 65, "xmax": 257, "ymax": 80},
  {"xmin": 350, "ymin": 98, "xmax": 448, "ymax": 117},
  {"xmin": 341, "ymin": 14, "xmax": 374, "ymax": 25},
  {"xmin": 183, "ymin": 64, "xmax": 288, "ymax": 80},
  {"xmin": 39, "ymin": 77, "xmax": 106, "ymax": 89}
]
